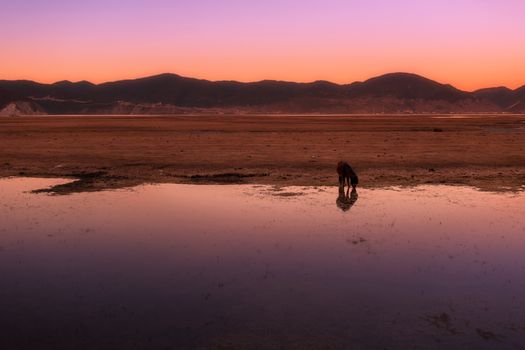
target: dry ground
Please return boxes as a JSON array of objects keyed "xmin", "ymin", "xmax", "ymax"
[{"xmin": 1, "ymin": 114, "xmax": 524, "ymax": 194}]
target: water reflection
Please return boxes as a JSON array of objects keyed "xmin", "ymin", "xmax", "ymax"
[
  {"xmin": 1, "ymin": 178, "xmax": 525, "ymax": 350},
  {"xmin": 336, "ymin": 186, "xmax": 358, "ymax": 212}
]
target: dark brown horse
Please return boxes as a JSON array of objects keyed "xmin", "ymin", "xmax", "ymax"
[{"xmin": 337, "ymin": 161, "xmax": 359, "ymax": 189}]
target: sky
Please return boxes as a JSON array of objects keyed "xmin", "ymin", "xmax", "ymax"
[{"xmin": 1, "ymin": 0, "xmax": 524, "ymax": 90}]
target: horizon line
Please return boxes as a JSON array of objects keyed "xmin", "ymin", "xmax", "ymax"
[{"xmin": 1, "ymin": 71, "xmax": 523, "ymax": 93}]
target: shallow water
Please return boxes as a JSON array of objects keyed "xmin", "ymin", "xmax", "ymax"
[{"xmin": 1, "ymin": 178, "xmax": 525, "ymax": 349}]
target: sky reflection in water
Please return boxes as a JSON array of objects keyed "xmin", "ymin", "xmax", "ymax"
[{"xmin": 0, "ymin": 178, "xmax": 524, "ymax": 349}]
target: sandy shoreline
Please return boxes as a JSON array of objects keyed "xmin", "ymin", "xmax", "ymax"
[{"xmin": 1, "ymin": 114, "xmax": 524, "ymax": 194}]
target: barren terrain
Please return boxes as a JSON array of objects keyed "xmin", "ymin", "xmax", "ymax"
[{"xmin": 1, "ymin": 114, "xmax": 524, "ymax": 194}]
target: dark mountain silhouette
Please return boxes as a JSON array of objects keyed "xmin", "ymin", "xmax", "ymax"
[
  {"xmin": 474, "ymin": 85, "xmax": 525, "ymax": 112},
  {"xmin": 0, "ymin": 86, "xmax": 14, "ymax": 108},
  {"xmin": 0, "ymin": 72, "xmax": 523, "ymax": 115},
  {"xmin": 474, "ymin": 87, "xmax": 514, "ymax": 106},
  {"xmin": 347, "ymin": 73, "xmax": 468, "ymax": 101}
]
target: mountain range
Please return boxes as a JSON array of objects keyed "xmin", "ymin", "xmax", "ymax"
[{"xmin": 1, "ymin": 72, "xmax": 524, "ymax": 115}]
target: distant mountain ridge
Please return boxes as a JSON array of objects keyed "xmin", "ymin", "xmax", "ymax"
[{"xmin": 1, "ymin": 72, "xmax": 524, "ymax": 115}]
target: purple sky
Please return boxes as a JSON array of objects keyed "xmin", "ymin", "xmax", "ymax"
[{"xmin": 2, "ymin": 0, "xmax": 524, "ymax": 90}]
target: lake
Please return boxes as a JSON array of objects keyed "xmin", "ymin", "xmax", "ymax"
[{"xmin": 1, "ymin": 178, "xmax": 524, "ymax": 349}]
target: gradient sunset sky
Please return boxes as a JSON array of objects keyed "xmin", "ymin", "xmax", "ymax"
[{"xmin": 2, "ymin": 0, "xmax": 524, "ymax": 90}]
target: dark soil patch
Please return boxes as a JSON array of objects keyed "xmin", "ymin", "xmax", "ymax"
[
  {"xmin": 182, "ymin": 173, "xmax": 270, "ymax": 184},
  {"xmin": 32, "ymin": 172, "xmax": 132, "ymax": 195},
  {"xmin": 424, "ymin": 313, "xmax": 462, "ymax": 335},
  {"xmin": 476, "ymin": 328, "xmax": 503, "ymax": 341}
]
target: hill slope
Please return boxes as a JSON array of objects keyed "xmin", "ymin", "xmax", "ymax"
[{"xmin": 0, "ymin": 72, "xmax": 522, "ymax": 114}]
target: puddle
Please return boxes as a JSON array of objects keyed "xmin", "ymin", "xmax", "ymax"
[{"xmin": 1, "ymin": 178, "xmax": 525, "ymax": 349}]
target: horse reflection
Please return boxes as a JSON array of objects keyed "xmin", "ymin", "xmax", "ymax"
[{"xmin": 336, "ymin": 186, "xmax": 358, "ymax": 212}]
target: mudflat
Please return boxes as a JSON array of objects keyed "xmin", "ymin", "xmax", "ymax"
[{"xmin": 1, "ymin": 114, "xmax": 524, "ymax": 193}]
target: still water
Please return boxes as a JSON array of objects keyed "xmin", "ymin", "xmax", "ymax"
[{"xmin": 1, "ymin": 178, "xmax": 525, "ymax": 349}]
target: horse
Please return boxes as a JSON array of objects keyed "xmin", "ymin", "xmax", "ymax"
[{"xmin": 337, "ymin": 161, "xmax": 359, "ymax": 190}]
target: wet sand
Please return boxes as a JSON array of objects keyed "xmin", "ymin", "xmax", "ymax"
[{"xmin": 1, "ymin": 114, "xmax": 524, "ymax": 194}]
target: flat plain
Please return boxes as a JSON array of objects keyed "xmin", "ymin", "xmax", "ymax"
[{"xmin": 1, "ymin": 114, "xmax": 524, "ymax": 193}]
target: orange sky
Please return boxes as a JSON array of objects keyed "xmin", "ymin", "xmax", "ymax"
[{"xmin": 2, "ymin": 0, "xmax": 524, "ymax": 91}]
